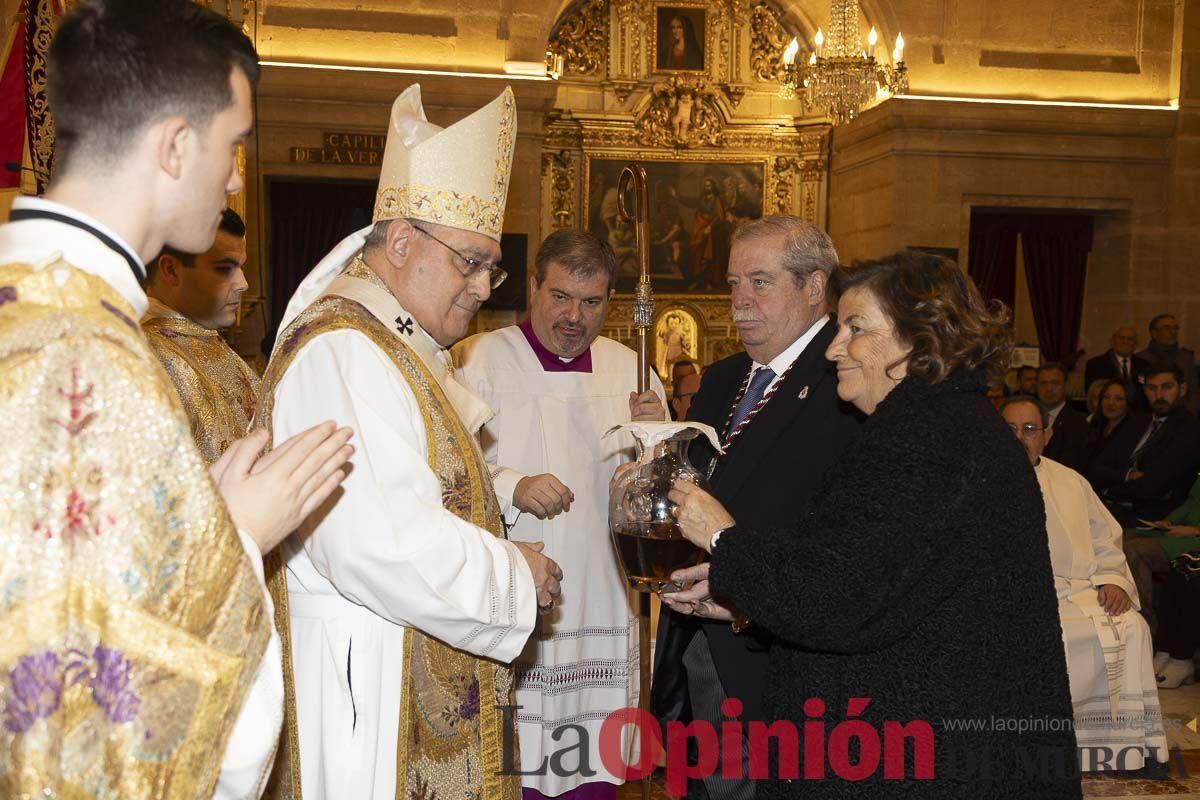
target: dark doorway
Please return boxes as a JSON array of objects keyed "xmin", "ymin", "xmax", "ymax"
[
  {"xmin": 265, "ymin": 177, "xmax": 376, "ymax": 346},
  {"xmin": 967, "ymin": 209, "xmax": 1094, "ymax": 364}
]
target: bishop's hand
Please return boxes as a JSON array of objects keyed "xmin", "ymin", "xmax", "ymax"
[
  {"xmin": 514, "ymin": 540, "xmax": 563, "ymax": 612},
  {"xmin": 211, "ymin": 423, "xmax": 354, "ymax": 555}
]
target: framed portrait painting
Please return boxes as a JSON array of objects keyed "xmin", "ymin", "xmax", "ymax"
[
  {"xmin": 655, "ymin": 6, "xmax": 706, "ymax": 72},
  {"xmin": 585, "ymin": 157, "xmax": 766, "ymax": 293}
]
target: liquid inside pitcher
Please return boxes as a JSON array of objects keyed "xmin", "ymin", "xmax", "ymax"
[{"xmin": 609, "ymin": 429, "xmax": 708, "ymax": 593}]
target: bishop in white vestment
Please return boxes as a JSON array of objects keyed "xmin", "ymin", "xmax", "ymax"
[
  {"xmin": 1003, "ymin": 399, "xmax": 1168, "ymax": 770},
  {"xmin": 259, "ymin": 85, "xmax": 556, "ymax": 800},
  {"xmin": 454, "ymin": 230, "xmax": 666, "ymax": 800}
]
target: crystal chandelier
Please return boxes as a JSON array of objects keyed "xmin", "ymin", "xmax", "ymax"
[{"xmin": 779, "ymin": 0, "xmax": 908, "ymax": 125}]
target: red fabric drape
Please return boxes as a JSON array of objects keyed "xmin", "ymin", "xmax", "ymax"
[
  {"xmin": 968, "ymin": 211, "xmax": 1094, "ymax": 363},
  {"xmin": 967, "ymin": 212, "xmax": 1019, "ymax": 308},
  {"xmin": 1019, "ymin": 214, "xmax": 1093, "ymax": 364},
  {"xmin": 0, "ymin": 6, "xmax": 27, "ymax": 189}
]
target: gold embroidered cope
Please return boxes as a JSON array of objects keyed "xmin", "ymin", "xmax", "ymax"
[
  {"xmin": 142, "ymin": 312, "xmax": 261, "ymax": 464},
  {"xmin": 0, "ymin": 260, "xmax": 270, "ymax": 798}
]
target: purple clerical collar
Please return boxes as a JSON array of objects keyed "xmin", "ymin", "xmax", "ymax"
[{"xmin": 518, "ymin": 317, "xmax": 592, "ymax": 373}]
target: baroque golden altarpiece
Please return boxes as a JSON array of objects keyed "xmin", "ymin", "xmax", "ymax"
[{"xmin": 544, "ymin": 0, "xmax": 827, "ymax": 367}]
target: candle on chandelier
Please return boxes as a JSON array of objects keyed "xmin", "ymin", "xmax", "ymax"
[
  {"xmin": 815, "ymin": 28, "xmax": 824, "ymax": 58},
  {"xmin": 783, "ymin": 36, "xmax": 800, "ymax": 66},
  {"xmin": 867, "ymin": 26, "xmax": 878, "ymax": 59},
  {"xmin": 893, "ymin": 32, "xmax": 905, "ymax": 62}
]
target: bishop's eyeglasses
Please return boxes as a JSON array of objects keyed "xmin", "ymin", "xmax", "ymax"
[{"xmin": 412, "ymin": 224, "xmax": 507, "ymax": 289}]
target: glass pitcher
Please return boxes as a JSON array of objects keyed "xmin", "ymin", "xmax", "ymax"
[{"xmin": 609, "ymin": 427, "xmax": 709, "ymax": 593}]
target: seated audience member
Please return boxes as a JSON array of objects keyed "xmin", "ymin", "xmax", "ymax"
[
  {"xmin": 1153, "ymin": 552, "xmax": 1200, "ymax": 689},
  {"xmin": 1085, "ymin": 379, "xmax": 1107, "ymax": 422},
  {"xmin": 670, "ymin": 369, "xmax": 701, "ymax": 421},
  {"xmin": 668, "ymin": 358, "xmax": 699, "ymax": 420},
  {"xmin": 986, "ymin": 379, "xmax": 1008, "ymax": 410},
  {"xmin": 1085, "ymin": 326, "xmax": 1148, "ymax": 395},
  {"xmin": 1088, "ymin": 365, "xmax": 1200, "ymax": 529},
  {"xmin": 1039, "ymin": 362, "xmax": 1089, "ymax": 471},
  {"xmin": 1138, "ymin": 314, "xmax": 1200, "ymax": 417},
  {"xmin": 1016, "ymin": 364, "xmax": 1039, "ymax": 396},
  {"xmin": 672, "ymin": 357, "xmax": 698, "ymax": 385},
  {"xmin": 1124, "ymin": 473, "xmax": 1200, "ymax": 636},
  {"xmin": 1001, "ymin": 398, "xmax": 1167, "ymax": 771},
  {"xmin": 1085, "ymin": 379, "xmax": 1133, "ymax": 464}
]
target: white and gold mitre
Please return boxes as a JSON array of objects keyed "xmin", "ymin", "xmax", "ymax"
[{"xmin": 373, "ymin": 84, "xmax": 517, "ymax": 242}]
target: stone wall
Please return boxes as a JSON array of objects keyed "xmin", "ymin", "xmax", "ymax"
[{"xmin": 827, "ymin": 97, "xmax": 1179, "ymax": 378}]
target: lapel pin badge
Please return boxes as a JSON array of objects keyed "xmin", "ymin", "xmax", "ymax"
[{"xmin": 798, "ymin": 385, "xmax": 809, "ymax": 400}]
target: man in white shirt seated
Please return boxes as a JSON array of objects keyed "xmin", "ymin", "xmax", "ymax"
[{"xmin": 1001, "ymin": 397, "xmax": 1168, "ymax": 773}]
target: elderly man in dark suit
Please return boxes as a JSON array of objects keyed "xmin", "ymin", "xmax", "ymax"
[
  {"xmin": 651, "ymin": 216, "xmax": 861, "ymax": 800},
  {"xmin": 1085, "ymin": 326, "xmax": 1148, "ymax": 393}
]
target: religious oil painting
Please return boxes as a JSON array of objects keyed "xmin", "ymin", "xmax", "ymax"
[
  {"xmin": 586, "ymin": 158, "xmax": 765, "ymax": 293},
  {"xmin": 655, "ymin": 308, "xmax": 700, "ymax": 383},
  {"xmin": 655, "ymin": 6, "xmax": 706, "ymax": 72}
]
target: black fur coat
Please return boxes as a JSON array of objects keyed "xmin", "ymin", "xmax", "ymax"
[{"xmin": 710, "ymin": 372, "xmax": 1081, "ymax": 798}]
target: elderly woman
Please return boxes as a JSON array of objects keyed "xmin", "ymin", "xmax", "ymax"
[{"xmin": 665, "ymin": 252, "xmax": 1080, "ymax": 797}]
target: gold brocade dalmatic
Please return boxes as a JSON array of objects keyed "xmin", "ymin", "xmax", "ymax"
[
  {"xmin": 142, "ymin": 311, "xmax": 261, "ymax": 463},
  {"xmin": 255, "ymin": 281, "xmax": 520, "ymax": 800},
  {"xmin": 0, "ymin": 261, "xmax": 271, "ymax": 798}
]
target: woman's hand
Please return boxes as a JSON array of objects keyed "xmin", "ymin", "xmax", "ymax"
[
  {"xmin": 667, "ymin": 479, "xmax": 735, "ymax": 552},
  {"xmin": 659, "ymin": 563, "xmax": 735, "ymax": 621},
  {"xmin": 1165, "ymin": 525, "xmax": 1200, "ymax": 538}
]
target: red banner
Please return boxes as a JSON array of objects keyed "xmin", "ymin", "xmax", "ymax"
[{"xmin": 0, "ymin": 5, "xmax": 27, "ymax": 190}]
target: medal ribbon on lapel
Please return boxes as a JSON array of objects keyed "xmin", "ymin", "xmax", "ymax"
[{"xmin": 707, "ymin": 359, "xmax": 798, "ymax": 477}]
